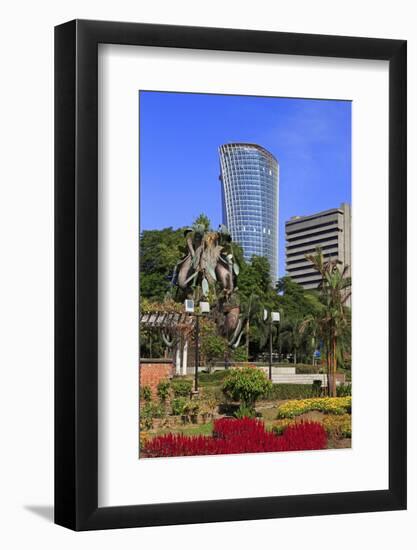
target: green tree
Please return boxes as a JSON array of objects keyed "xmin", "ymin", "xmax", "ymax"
[
  {"xmin": 140, "ymin": 227, "xmax": 184, "ymax": 301},
  {"xmin": 275, "ymin": 277, "xmax": 323, "ymax": 363},
  {"xmin": 222, "ymin": 367, "xmax": 272, "ymax": 414},
  {"xmin": 278, "ymin": 316, "xmax": 306, "ymax": 364},
  {"xmin": 237, "ymin": 255, "xmax": 280, "ymax": 357},
  {"xmin": 193, "ymin": 213, "xmax": 211, "ymax": 231},
  {"xmin": 305, "ymin": 249, "xmax": 351, "ymax": 397},
  {"xmin": 201, "ymin": 320, "xmax": 227, "ymax": 370}
]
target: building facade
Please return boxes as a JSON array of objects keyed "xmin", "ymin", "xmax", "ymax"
[
  {"xmin": 219, "ymin": 143, "xmax": 279, "ymax": 281},
  {"xmin": 285, "ymin": 203, "xmax": 351, "ymax": 291}
]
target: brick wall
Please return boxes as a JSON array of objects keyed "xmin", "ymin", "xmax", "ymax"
[{"xmin": 140, "ymin": 361, "xmax": 174, "ymax": 398}]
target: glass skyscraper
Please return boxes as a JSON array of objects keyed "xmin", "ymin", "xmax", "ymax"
[{"xmin": 219, "ymin": 143, "xmax": 279, "ymax": 281}]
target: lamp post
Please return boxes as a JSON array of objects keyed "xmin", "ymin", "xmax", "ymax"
[
  {"xmin": 265, "ymin": 309, "xmax": 280, "ymax": 381},
  {"xmin": 185, "ymin": 299, "xmax": 210, "ymax": 393},
  {"xmin": 194, "ymin": 312, "xmax": 200, "ymax": 392}
]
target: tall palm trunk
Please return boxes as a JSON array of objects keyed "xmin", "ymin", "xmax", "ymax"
[
  {"xmin": 246, "ymin": 319, "xmax": 250, "ymax": 360},
  {"xmin": 325, "ymin": 335, "xmax": 333, "ymax": 397},
  {"xmin": 331, "ymin": 337, "xmax": 337, "ymax": 397},
  {"xmin": 326, "ymin": 345, "xmax": 331, "ymax": 397}
]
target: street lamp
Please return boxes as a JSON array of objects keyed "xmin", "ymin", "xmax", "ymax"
[
  {"xmin": 185, "ymin": 299, "xmax": 210, "ymax": 393},
  {"xmin": 265, "ymin": 309, "xmax": 280, "ymax": 381}
]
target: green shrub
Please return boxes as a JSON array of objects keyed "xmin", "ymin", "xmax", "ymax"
[
  {"xmin": 312, "ymin": 380, "xmax": 323, "ymax": 397},
  {"xmin": 140, "ymin": 402, "xmax": 165, "ymax": 430},
  {"xmin": 199, "ymin": 370, "xmax": 228, "ymax": 385},
  {"xmin": 182, "ymin": 400, "xmax": 200, "ymax": 421},
  {"xmin": 234, "ymin": 404, "xmax": 256, "ymax": 419},
  {"xmin": 140, "ymin": 385, "xmax": 152, "ymax": 403},
  {"xmin": 171, "ymin": 378, "xmax": 193, "ymax": 397},
  {"xmin": 231, "ymin": 346, "xmax": 248, "ymax": 362},
  {"xmin": 271, "ymin": 418, "xmax": 294, "ymax": 435},
  {"xmin": 171, "ymin": 397, "xmax": 187, "ymax": 416},
  {"xmin": 336, "ymin": 383, "xmax": 352, "ymax": 397},
  {"xmin": 295, "ymin": 364, "xmax": 320, "ymax": 374},
  {"xmin": 264, "ymin": 383, "xmax": 318, "ymax": 401},
  {"xmin": 157, "ymin": 380, "xmax": 170, "ymax": 402},
  {"xmin": 201, "ymin": 333, "xmax": 227, "ymax": 367},
  {"xmin": 140, "ymin": 404, "xmax": 153, "ymax": 430},
  {"xmin": 222, "ymin": 367, "xmax": 272, "ymax": 408}
]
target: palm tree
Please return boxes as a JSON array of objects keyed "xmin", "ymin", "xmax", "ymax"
[
  {"xmin": 278, "ymin": 316, "xmax": 305, "ymax": 364},
  {"xmin": 305, "ymin": 249, "xmax": 351, "ymax": 397},
  {"xmin": 239, "ymin": 293, "xmax": 262, "ymax": 359}
]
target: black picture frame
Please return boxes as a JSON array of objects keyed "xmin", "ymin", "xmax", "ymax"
[{"xmin": 55, "ymin": 19, "xmax": 407, "ymax": 531}]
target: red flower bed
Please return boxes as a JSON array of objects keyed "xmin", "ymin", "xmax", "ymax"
[
  {"xmin": 282, "ymin": 421, "xmax": 328, "ymax": 451},
  {"xmin": 213, "ymin": 417, "xmax": 266, "ymax": 439},
  {"xmin": 142, "ymin": 418, "xmax": 327, "ymax": 458}
]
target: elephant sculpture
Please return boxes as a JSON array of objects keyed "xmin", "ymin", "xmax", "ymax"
[{"xmin": 172, "ymin": 223, "xmax": 244, "ymax": 347}]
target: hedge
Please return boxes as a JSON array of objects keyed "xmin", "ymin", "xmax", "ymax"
[{"xmin": 263, "ymin": 383, "xmax": 320, "ymax": 401}]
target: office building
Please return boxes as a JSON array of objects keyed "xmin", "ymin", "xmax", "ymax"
[
  {"xmin": 219, "ymin": 143, "xmax": 279, "ymax": 281},
  {"xmin": 285, "ymin": 203, "xmax": 351, "ymax": 291}
]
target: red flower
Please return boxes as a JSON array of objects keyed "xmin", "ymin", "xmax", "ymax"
[{"xmin": 142, "ymin": 418, "xmax": 327, "ymax": 458}]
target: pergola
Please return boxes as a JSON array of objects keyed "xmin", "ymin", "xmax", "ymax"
[{"xmin": 140, "ymin": 311, "xmax": 195, "ymax": 375}]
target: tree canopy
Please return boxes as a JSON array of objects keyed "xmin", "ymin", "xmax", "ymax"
[
  {"xmin": 140, "ymin": 227, "xmax": 184, "ymax": 301},
  {"xmin": 139, "ymin": 216, "xmax": 351, "ymax": 368}
]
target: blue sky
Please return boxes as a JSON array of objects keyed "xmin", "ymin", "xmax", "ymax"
[{"xmin": 139, "ymin": 91, "xmax": 351, "ymax": 277}]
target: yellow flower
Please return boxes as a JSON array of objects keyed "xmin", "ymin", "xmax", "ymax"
[{"xmin": 277, "ymin": 397, "xmax": 351, "ymax": 418}]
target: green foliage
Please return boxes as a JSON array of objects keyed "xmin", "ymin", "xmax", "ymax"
[
  {"xmin": 198, "ymin": 370, "xmax": 229, "ymax": 384},
  {"xmin": 201, "ymin": 321, "xmax": 227, "ymax": 366},
  {"xmin": 238, "ymin": 256, "xmax": 278, "ymax": 308},
  {"xmin": 193, "ymin": 213, "xmax": 211, "ymax": 231},
  {"xmin": 141, "ymin": 385, "xmax": 152, "ymax": 403},
  {"xmin": 140, "ymin": 404, "xmax": 154, "ymax": 430},
  {"xmin": 222, "ymin": 367, "xmax": 272, "ymax": 407},
  {"xmin": 234, "ymin": 404, "xmax": 257, "ymax": 419},
  {"xmin": 171, "ymin": 397, "xmax": 187, "ymax": 416},
  {"xmin": 231, "ymin": 346, "xmax": 248, "ymax": 362},
  {"xmin": 237, "ymin": 256, "xmax": 280, "ymax": 355},
  {"xmin": 265, "ymin": 383, "xmax": 320, "ymax": 401},
  {"xmin": 295, "ymin": 364, "xmax": 321, "ymax": 374},
  {"xmin": 140, "ymin": 401, "xmax": 165, "ymax": 430},
  {"xmin": 304, "ymin": 248, "xmax": 352, "ymax": 396},
  {"xmin": 171, "ymin": 378, "xmax": 193, "ymax": 397},
  {"xmin": 140, "ymin": 227, "xmax": 184, "ymax": 301},
  {"xmin": 312, "ymin": 380, "xmax": 323, "ymax": 397},
  {"xmin": 271, "ymin": 419, "xmax": 294, "ymax": 435},
  {"xmin": 182, "ymin": 400, "xmax": 200, "ymax": 421},
  {"xmin": 277, "ymin": 277, "xmax": 322, "ymax": 319},
  {"xmin": 157, "ymin": 380, "xmax": 170, "ymax": 402},
  {"xmin": 336, "ymin": 383, "xmax": 352, "ymax": 397},
  {"xmin": 275, "ymin": 277, "xmax": 325, "ymax": 364}
]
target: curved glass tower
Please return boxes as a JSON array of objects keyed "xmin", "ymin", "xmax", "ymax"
[{"xmin": 219, "ymin": 143, "xmax": 279, "ymax": 281}]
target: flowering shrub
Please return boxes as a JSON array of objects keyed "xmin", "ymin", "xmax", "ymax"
[
  {"xmin": 142, "ymin": 418, "xmax": 327, "ymax": 458},
  {"xmin": 321, "ymin": 414, "xmax": 352, "ymax": 438},
  {"xmin": 213, "ymin": 417, "xmax": 266, "ymax": 439},
  {"xmin": 272, "ymin": 414, "xmax": 352, "ymax": 440},
  {"xmin": 281, "ymin": 422, "xmax": 327, "ymax": 451},
  {"xmin": 276, "ymin": 397, "xmax": 352, "ymax": 418}
]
